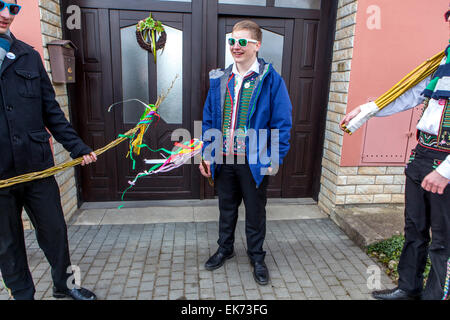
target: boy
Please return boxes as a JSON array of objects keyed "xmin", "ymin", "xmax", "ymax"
[{"xmin": 200, "ymin": 20, "xmax": 292, "ymax": 285}]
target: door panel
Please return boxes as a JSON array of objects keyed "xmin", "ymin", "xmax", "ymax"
[
  {"xmin": 111, "ymin": 11, "xmax": 198, "ymax": 200},
  {"xmin": 72, "ymin": 8, "xmax": 117, "ymax": 201},
  {"xmin": 281, "ymin": 18, "xmax": 322, "ymax": 197}
]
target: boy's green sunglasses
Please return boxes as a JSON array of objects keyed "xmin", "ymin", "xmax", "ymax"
[
  {"xmin": 228, "ymin": 37, "xmax": 258, "ymax": 47},
  {"xmin": 0, "ymin": 0, "xmax": 21, "ymax": 15}
]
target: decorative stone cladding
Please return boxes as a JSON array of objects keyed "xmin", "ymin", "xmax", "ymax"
[
  {"xmin": 36, "ymin": 0, "xmax": 78, "ymax": 222},
  {"xmin": 318, "ymin": 0, "xmax": 406, "ymax": 215}
]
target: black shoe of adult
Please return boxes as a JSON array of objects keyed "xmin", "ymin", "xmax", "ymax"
[
  {"xmin": 53, "ymin": 286, "xmax": 97, "ymax": 300},
  {"xmin": 371, "ymin": 287, "xmax": 421, "ymax": 300},
  {"xmin": 204, "ymin": 250, "xmax": 235, "ymax": 271},
  {"xmin": 251, "ymin": 261, "xmax": 269, "ymax": 285}
]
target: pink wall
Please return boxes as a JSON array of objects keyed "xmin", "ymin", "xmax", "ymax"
[
  {"xmin": 9, "ymin": 0, "xmax": 44, "ymax": 59},
  {"xmin": 341, "ymin": 0, "xmax": 449, "ymax": 166}
]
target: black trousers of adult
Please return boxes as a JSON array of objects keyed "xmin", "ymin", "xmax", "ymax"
[
  {"xmin": 0, "ymin": 176, "xmax": 72, "ymax": 300},
  {"xmin": 397, "ymin": 144, "xmax": 450, "ymax": 300},
  {"xmin": 215, "ymin": 156, "xmax": 269, "ymax": 263}
]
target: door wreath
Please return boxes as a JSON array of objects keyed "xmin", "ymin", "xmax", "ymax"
[{"xmin": 136, "ymin": 13, "xmax": 166, "ymax": 63}]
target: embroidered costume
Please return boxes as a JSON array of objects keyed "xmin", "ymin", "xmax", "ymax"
[
  {"xmin": 222, "ymin": 63, "xmax": 258, "ymax": 155},
  {"xmin": 366, "ymin": 42, "xmax": 450, "ymax": 300},
  {"xmin": 202, "ymin": 57, "xmax": 292, "ymax": 266}
]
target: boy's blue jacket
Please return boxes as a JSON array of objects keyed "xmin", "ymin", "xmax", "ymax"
[{"xmin": 202, "ymin": 58, "xmax": 293, "ymax": 187}]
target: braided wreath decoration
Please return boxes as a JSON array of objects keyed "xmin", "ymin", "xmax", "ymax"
[{"xmin": 136, "ymin": 13, "xmax": 166, "ymax": 63}]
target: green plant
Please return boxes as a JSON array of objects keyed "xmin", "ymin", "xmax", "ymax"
[
  {"xmin": 367, "ymin": 235, "xmax": 431, "ymax": 285},
  {"xmin": 136, "ymin": 13, "xmax": 166, "ymax": 63}
]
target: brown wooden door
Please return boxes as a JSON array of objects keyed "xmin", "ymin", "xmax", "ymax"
[
  {"xmin": 62, "ymin": 0, "xmax": 336, "ymax": 202},
  {"xmin": 282, "ymin": 17, "xmax": 326, "ymax": 198},
  {"xmin": 110, "ymin": 10, "xmax": 199, "ymax": 200},
  {"xmin": 62, "ymin": 1, "xmax": 203, "ymax": 202}
]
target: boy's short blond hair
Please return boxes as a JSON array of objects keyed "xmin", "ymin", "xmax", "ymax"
[{"xmin": 232, "ymin": 20, "xmax": 262, "ymax": 42}]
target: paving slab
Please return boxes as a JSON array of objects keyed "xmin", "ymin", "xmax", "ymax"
[
  {"xmin": 100, "ymin": 207, "xmax": 195, "ymax": 225},
  {"xmin": 0, "ymin": 216, "xmax": 394, "ymax": 300}
]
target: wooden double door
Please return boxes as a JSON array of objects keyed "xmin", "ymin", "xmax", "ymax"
[{"xmin": 61, "ymin": 0, "xmax": 337, "ymax": 202}]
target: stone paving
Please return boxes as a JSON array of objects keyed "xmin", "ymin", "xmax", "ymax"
[{"xmin": 0, "ymin": 216, "xmax": 394, "ymax": 300}]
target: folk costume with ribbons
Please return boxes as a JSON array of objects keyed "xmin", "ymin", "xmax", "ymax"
[
  {"xmin": 202, "ymin": 58, "xmax": 292, "ymax": 266},
  {"xmin": 343, "ymin": 43, "xmax": 450, "ymax": 300}
]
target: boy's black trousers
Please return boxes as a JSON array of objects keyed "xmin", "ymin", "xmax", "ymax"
[
  {"xmin": 398, "ymin": 144, "xmax": 450, "ymax": 300},
  {"xmin": 0, "ymin": 177, "xmax": 72, "ymax": 300},
  {"xmin": 215, "ymin": 156, "xmax": 269, "ymax": 263}
]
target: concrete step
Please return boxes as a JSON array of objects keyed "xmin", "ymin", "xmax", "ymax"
[
  {"xmin": 71, "ymin": 199, "xmax": 327, "ymax": 225},
  {"xmin": 330, "ymin": 204, "xmax": 405, "ymax": 248}
]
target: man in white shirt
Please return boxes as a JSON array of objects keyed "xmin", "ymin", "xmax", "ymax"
[{"xmin": 340, "ymin": 10, "xmax": 450, "ymax": 300}]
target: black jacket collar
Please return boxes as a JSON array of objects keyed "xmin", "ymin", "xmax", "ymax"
[{"xmin": 0, "ymin": 33, "xmax": 30, "ymax": 77}]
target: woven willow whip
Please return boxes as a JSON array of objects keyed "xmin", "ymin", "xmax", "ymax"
[
  {"xmin": 0, "ymin": 129, "xmax": 134, "ymax": 189},
  {"xmin": 0, "ymin": 79, "xmax": 176, "ymax": 190},
  {"xmin": 342, "ymin": 50, "xmax": 446, "ymax": 134}
]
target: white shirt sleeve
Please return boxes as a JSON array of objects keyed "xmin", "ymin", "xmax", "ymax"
[
  {"xmin": 435, "ymin": 155, "xmax": 450, "ymax": 180},
  {"xmin": 374, "ymin": 76, "xmax": 432, "ymax": 117}
]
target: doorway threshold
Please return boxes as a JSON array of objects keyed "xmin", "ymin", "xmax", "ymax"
[
  {"xmin": 73, "ymin": 198, "xmax": 323, "ymax": 226},
  {"xmin": 79, "ymin": 198, "xmax": 317, "ymax": 210}
]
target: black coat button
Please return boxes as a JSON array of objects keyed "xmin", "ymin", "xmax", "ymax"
[{"xmin": 6, "ymin": 105, "xmax": 13, "ymax": 111}]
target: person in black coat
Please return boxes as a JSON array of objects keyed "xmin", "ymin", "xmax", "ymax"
[{"xmin": 0, "ymin": 0, "xmax": 97, "ymax": 300}]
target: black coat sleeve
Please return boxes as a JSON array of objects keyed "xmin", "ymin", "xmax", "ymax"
[{"xmin": 37, "ymin": 52, "xmax": 92, "ymax": 158}]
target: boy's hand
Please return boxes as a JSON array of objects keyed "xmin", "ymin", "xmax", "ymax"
[
  {"xmin": 421, "ymin": 170, "xmax": 449, "ymax": 195},
  {"xmin": 340, "ymin": 106, "xmax": 361, "ymax": 131},
  {"xmin": 81, "ymin": 152, "xmax": 97, "ymax": 166},
  {"xmin": 199, "ymin": 160, "xmax": 211, "ymax": 178}
]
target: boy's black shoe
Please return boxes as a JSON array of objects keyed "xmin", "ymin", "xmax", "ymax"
[{"xmin": 205, "ymin": 250, "xmax": 235, "ymax": 271}]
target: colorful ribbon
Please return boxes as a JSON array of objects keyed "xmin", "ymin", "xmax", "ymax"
[
  {"xmin": 115, "ymin": 102, "xmax": 160, "ymax": 171},
  {"xmin": 119, "ymin": 139, "xmax": 203, "ymax": 202},
  {"xmin": 443, "ymin": 257, "xmax": 450, "ymax": 300}
]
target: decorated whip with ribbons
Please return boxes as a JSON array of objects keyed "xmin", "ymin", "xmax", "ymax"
[
  {"xmin": 116, "ymin": 135, "xmax": 213, "ymax": 206},
  {"xmin": 108, "ymin": 98, "xmax": 162, "ymax": 172},
  {"xmin": 342, "ymin": 49, "xmax": 446, "ymax": 134},
  {"xmin": 443, "ymin": 257, "xmax": 450, "ymax": 300},
  {"xmin": 0, "ymin": 88, "xmax": 169, "ymax": 190},
  {"xmin": 118, "ymin": 138, "xmax": 206, "ymax": 205},
  {"xmin": 0, "ymin": 75, "xmax": 213, "ymax": 196},
  {"xmin": 0, "ymin": 126, "xmax": 141, "ymax": 190},
  {"xmin": 0, "ymin": 77, "xmax": 176, "ymax": 188}
]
